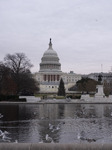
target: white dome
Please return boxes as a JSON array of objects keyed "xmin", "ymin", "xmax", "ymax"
[
  {"xmin": 43, "ymin": 49, "xmax": 58, "ymax": 59},
  {"xmin": 39, "ymin": 39, "xmax": 61, "ymax": 72}
]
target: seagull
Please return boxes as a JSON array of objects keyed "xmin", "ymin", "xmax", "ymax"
[
  {"xmin": 77, "ymin": 132, "xmax": 81, "ymax": 140},
  {"xmin": 40, "ymin": 117, "xmax": 44, "ymax": 120},
  {"xmin": 56, "ymin": 125, "xmax": 60, "ymax": 130},
  {"xmin": 2, "ymin": 134, "xmax": 11, "ymax": 142},
  {"xmin": 0, "ymin": 130, "xmax": 11, "ymax": 142},
  {"xmin": 86, "ymin": 138, "xmax": 96, "ymax": 143},
  {"xmin": 45, "ymin": 134, "xmax": 53, "ymax": 143},
  {"xmin": 77, "ymin": 132, "xmax": 86, "ymax": 141},
  {"xmin": 0, "ymin": 130, "xmax": 9, "ymax": 136},
  {"xmin": 0, "ymin": 130, "xmax": 4, "ymax": 137},
  {"xmin": 15, "ymin": 140, "xmax": 18, "ymax": 143},
  {"xmin": 2, "ymin": 134, "xmax": 11, "ymax": 139},
  {"xmin": 34, "ymin": 112, "xmax": 36, "ymax": 115},
  {"xmin": 49, "ymin": 123, "xmax": 54, "ymax": 130},
  {"xmin": 4, "ymin": 131, "xmax": 9, "ymax": 135},
  {"xmin": 0, "ymin": 114, "xmax": 3, "ymax": 119},
  {"xmin": 111, "ymin": 112, "xmax": 112, "ymax": 116},
  {"xmin": 39, "ymin": 140, "xmax": 43, "ymax": 143},
  {"xmin": 66, "ymin": 97, "xmax": 71, "ymax": 102}
]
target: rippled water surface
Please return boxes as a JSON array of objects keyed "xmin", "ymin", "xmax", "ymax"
[{"xmin": 0, "ymin": 103, "xmax": 112, "ymax": 143}]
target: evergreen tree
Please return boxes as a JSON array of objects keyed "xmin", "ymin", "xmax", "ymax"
[{"xmin": 58, "ymin": 78, "xmax": 65, "ymax": 96}]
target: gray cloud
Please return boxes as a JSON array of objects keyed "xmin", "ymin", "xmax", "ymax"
[{"xmin": 0, "ymin": 0, "xmax": 112, "ymax": 74}]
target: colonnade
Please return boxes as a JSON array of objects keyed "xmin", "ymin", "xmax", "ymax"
[{"xmin": 43, "ymin": 74, "xmax": 60, "ymax": 82}]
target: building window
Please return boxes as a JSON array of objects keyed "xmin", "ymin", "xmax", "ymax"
[
  {"xmin": 57, "ymin": 75, "xmax": 60, "ymax": 81},
  {"xmin": 44, "ymin": 75, "xmax": 46, "ymax": 81},
  {"xmin": 48, "ymin": 75, "xmax": 50, "ymax": 82}
]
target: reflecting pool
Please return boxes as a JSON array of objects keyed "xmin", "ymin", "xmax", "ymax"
[{"xmin": 0, "ymin": 103, "xmax": 112, "ymax": 143}]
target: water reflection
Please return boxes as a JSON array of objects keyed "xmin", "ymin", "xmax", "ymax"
[{"xmin": 0, "ymin": 103, "xmax": 112, "ymax": 143}]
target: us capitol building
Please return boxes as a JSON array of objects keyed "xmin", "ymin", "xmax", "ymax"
[{"xmin": 34, "ymin": 39, "xmax": 81, "ymax": 93}]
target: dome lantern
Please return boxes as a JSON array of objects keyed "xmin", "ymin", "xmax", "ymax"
[{"xmin": 49, "ymin": 38, "xmax": 52, "ymax": 49}]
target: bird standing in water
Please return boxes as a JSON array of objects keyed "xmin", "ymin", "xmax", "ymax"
[{"xmin": 45, "ymin": 134, "xmax": 53, "ymax": 143}]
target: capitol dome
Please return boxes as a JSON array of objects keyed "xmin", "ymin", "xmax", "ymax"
[{"xmin": 39, "ymin": 39, "xmax": 61, "ymax": 72}]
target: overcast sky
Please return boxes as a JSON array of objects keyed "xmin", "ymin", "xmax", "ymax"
[{"xmin": 0, "ymin": 0, "xmax": 112, "ymax": 74}]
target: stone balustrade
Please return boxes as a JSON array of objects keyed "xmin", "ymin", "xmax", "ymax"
[{"xmin": 0, "ymin": 143, "xmax": 112, "ymax": 150}]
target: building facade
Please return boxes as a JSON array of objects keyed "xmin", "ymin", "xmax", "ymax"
[
  {"xmin": 87, "ymin": 72, "xmax": 112, "ymax": 94},
  {"xmin": 34, "ymin": 39, "xmax": 81, "ymax": 93},
  {"xmin": 87, "ymin": 72, "xmax": 112, "ymax": 83}
]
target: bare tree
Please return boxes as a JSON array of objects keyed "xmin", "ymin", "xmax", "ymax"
[
  {"xmin": 3, "ymin": 53, "xmax": 39, "ymax": 95},
  {"xmin": 0, "ymin": 62, "xmax": 17, "ymax": 95},
  {"xmin": 4, "ymin": 53, "xmax": 33, "ymax": 74}
]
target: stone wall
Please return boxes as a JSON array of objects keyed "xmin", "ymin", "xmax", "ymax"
[{"xmin": 0, "ymin": 143, "xmax": 112, "ymax": 150}]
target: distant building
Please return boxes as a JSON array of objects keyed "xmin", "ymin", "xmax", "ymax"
[
  {"xmin": 87, "ymin": 72, "xmax": 112, "ymax": 83},
  {"xmin": 34, "ymin": 39, "xmax": 81, "ymax": 93},
  {"xmin": 86, "ymin": 72, "xmax": 112, "ymax": 94}
]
